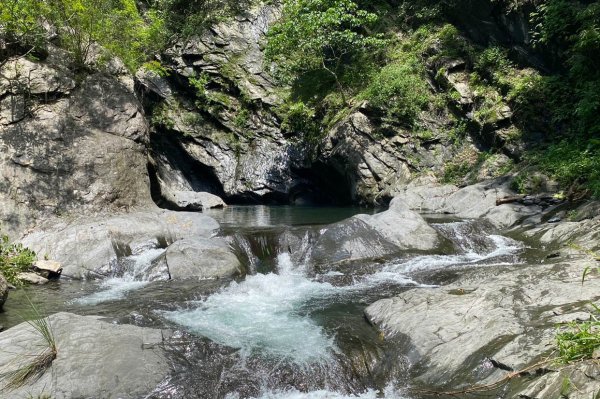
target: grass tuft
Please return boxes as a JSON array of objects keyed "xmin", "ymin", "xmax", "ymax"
[
  {"xmin": 0, "ymin": 297, "xmax": 57, "ymax": 392},
  {"xmin": 556, "ymin": 303, "xmax": 600, "ymax": 364}
]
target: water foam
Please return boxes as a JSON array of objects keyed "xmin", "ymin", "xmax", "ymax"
[
  {"xmin": 75, "ymin": 247, "xmax": 165, "ymax": 305},
  {"xmin": 164, "ymin": 253, "xmax": 339, "ymax": 365},
  {"xmin": 225, "ymin": 384, "xmax": 407, "ymax": 399}
]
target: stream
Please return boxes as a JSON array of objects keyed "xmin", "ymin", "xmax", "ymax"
[{"xmin": 0, "ymin": 206, "xmax": 526, "ymax": 398}]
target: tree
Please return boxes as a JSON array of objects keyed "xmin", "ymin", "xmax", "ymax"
[
  {"xmin": 1, "ymin": 0, "xmax": 166, "ymax": 71},
  {"xmin": 265, "ymin": 0, "xmax": 386, "ymax": 105}
]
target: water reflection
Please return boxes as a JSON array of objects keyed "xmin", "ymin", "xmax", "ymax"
[{"xmin": 204, "ymin": 205, "xmax": 381, "ymax": 229}]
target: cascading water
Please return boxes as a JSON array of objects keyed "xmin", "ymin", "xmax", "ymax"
[
  {"xmin": 157, "ymin": 218, "xmax": 524, "ymax": 398},
  {"xmin": 164, "ymin": 252, "xmax": 339, "ymax": 365},
  {"xmin": 74, "ymin": 246, "xmax": 165, "ymax": 305},
  {"xmin": 53, "ymin": 208, "xmax": 525, "ymax": 398}
]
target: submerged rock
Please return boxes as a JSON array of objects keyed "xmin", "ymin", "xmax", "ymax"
[
  {"xmin": 16, "ymin": 272, "xmax": 49, "ymax": 285},
  {"xmin": 0, "ymin": 273, "xmax": 7, "ymax": 310},
  {"xmin": 21, "ymin": 211, "xmax": 220, "ymax": 279},
  {"xmin": 148, "ymin": 238, "xmax": 242, "ymax": 280},
  {"xmin": 0, "ymin": 312, "xmax": 169, "ymax": 398}
]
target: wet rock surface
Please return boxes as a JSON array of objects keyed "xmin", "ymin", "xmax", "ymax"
[
  {"xmin": 311, "ymin": 199, "xmax": 439, "ymax": 267},
  {"xmin": 0, "ymin": 312, "xmax": 169, "ymax": 399},
  {"xmin": 365, "ymin": 256, "xmax": 600, "ymax": 388},
  {"xmin": 149, "ymin": 237, "xmax": 242, "ymax": 280},
  {"xmin": 20, "ymin": 211, "xmax": 219, "ymax": 279}
]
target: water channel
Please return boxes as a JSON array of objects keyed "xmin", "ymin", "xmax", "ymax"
[{"xmin": 0, "ymin": 206, "xmax": 528, "ymax": 398}]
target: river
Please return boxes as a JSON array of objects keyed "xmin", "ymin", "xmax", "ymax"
[{"xmin": 0, "ymin": 206, "xmax": 526, "ymax": 398}]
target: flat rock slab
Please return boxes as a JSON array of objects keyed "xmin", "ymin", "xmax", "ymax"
[
  {"xmin": 21, "ymin": 211, "xmax": 220, "ymax": 279},
  {"xmin": 164, "ymin": 190, "xmax": 227, "ymax": 211},
  {"xmin": 365, "ymin": 258, "xmax": 600, "ymax": 387},
  {"xmin": 0, "ymin": 312, "xmax": 169, "ymax": 399},
  {"xmin": 394, "ymin": 179, "xmax": 542, "ymax": 229}
]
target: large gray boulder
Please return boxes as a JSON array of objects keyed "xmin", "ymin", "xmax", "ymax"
[
  {"xmin": 394, "ymin": 179, "xmax": 542, "ymax": 229},
  {"xmin": 364, "ymin": 256, "xmax": 600, "ymax": 388},
  {"xmin": 20, "ymin": 211, "xmax": 220, "ymax": 279},
  {"xmin": 0, "ymin": 46, "xmax": 151, "ymax": 237},
  {"xmin": 148, "ymin": 238, "xmax": 242, "ymax": 280},
  {"xmin": 0, "ymin": 273, "xmax": 7, "ymax": 310},
  {"xmin": 311, "ymin": 199, "xmax": 439, "ymax": 266},
  {"xmin": 356, "ymin": 198, "xmax": 439, "ymax": 251},
  {"xmin": 0, "ymin": 312, "xmax": 169, "ymax": 398}
]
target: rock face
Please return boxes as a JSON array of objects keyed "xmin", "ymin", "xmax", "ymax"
[
  {"xmin": 139, "ymin": 5, "xmax": 462, "ymax": 206},
  {"xmin": 21, "ymin": 211, "xmax": 220, "ymax": 279},
  {"xmin": 140, "ymin": 5, "xmax": 316, "ymax": 205},
  {"xmin": 365, "ymin": 256, "xmax": 600, "ymax": 389},
  {"xmin": 0, "ymin": 273, "xmax": 7, "ymax": 310},
  {"xmin": 0, "ymin": 45, "xmax": 151, "ymax": 237},
  {"xmin": 148, "ymin": 238, "xmax": 242, "ymax": 280},
  {"xmin": 0, "ymin": 312, "xmax": 169, "ymax": 398}
]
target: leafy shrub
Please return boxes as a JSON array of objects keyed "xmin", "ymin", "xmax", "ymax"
[
  {"xmin": 361, "ymin": 54, "xmax": 430, "ymax": 125},
  {"xmin": 556, "ymin": 303, "xmax": 600, "ymax": 363},
  {"xmin": 277, "ymin": 101, "xmax": 321, "ymax": 142},
  {"xmin": 534, "ymin": 140, "xmax": 600, "ymax": 198},
  {"xmin": 0, "ymin": 234, "xmax": 36, "ymax": 286}
]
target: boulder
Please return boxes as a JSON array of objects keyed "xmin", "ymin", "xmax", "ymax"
[
  {"xmin": 311, "ymin": 200, "xmax": 439, "ymax": 266},
  {"xmin": 32, "ymin": 259, "xmax": 63, "ymax": 278},
  {"xmin": 0, "ymin": 312, "xmax": 169, "ymax": 398},
  {"xmin": 0, "ymin": 273, "xmax": 7, "ymax": 310},
  {"xmin": 163, "ymin": 190, "xmax": 226, "ymax": 211},
  {"xmin": 356, "ymin": 198, "xmax": 439, "ymax": 251},
  {"xmin": 20, "ymin": 211, "xmax": 220, "ymax": 279},
  {"xmin": 148, "ymin": 238, "xmax": 242, "ymax": 280},
  {"xmin": 394, "ymin": 179, "xmax": 543, "ymax": 229},
  {"xmin": 16, "ymin": 272, "xmax": 49, "ymax": 285},
  {"xmin": 311, "ymin": 217, "xmax": 402, "ymax": 266}
]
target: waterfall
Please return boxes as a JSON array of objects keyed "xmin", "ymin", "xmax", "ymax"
[{"xmin": 74, "ymin": 246, "xmax": 165, "ymax": 305}]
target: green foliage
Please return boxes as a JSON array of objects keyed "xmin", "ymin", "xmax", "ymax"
[
  {"xmin": 151, "ymin": 0, "xmax": 253, "ymax": 38},
  {"xmin": 0, "ymin": 234, "xmax": 36, "ymax": 286},
  {"xmin": 233, "ymin": 108, "xmax": 250, "ymax": 129},
  {"xmin": 0, "ymin": 0, "xmax": 166, "ymax": 71},
  {"xmin": 0, "ymin": 0, "xmax": 50, "ymax": 48},
  {"xmin": 150, "ymin": 103, "xmax": 175, "ymax": 129},
  {"xmin": 533, "ymin": 140, "xmax": 600, "ymax": 198},
  {"xmin": 265, "ymin": 0, "xmax": 387, "ymax": 102},
  {"xmin": 442, "ymin": 161, "xmax": 471, "ymax": 185},
  {"xmin": 276, "ymin": 101, "xmax": 321, "ymax": 142},
  {"xmin": 361, "ymin": 53, "xmax": 430, "ymax": 126},
  {"xmin": 556, "ymin": 303, "xmax": 600, "ymax": 363}
]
